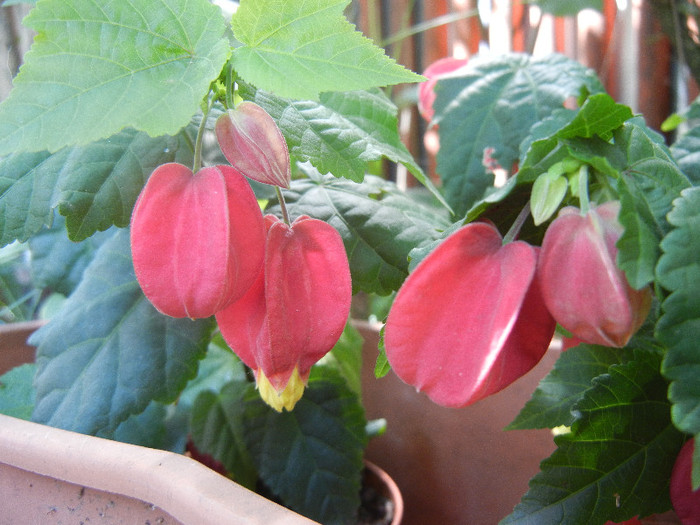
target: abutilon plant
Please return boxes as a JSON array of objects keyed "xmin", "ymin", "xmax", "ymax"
[
  {"xmin": 383, "ymin": 220, "xmax": 556, "ymax": 408},
  {"xmin": 215, "ymin": 101, "xmax": 291, "ymax": 188},
  {"xmin": 537, "ymin": 200, "xmax": 652, "ymax": 348},
  {"xmin": 130, "ymin": 162, "xmax": 266, "ymax": 319},
  {"xmin": 216, "ymin": 214, "xmax": 352, "ymax": 412}
]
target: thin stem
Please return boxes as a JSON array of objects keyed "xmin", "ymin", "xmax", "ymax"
[
  {"xmin": 381, "ymin": 9, "xmax": 479, "ymax": 47},
  {"xmin": 193, "ymin": 95, "xmax": 214, "ymax": 173},
  {"xmin": 578, "ymin": 164, "xmax": 590, "ymax": 215},
  {"xmin": 275, "ymin": 186, "xmax": 291, "ymax": 226},
  {"xmin": 503, "ymin": 202, "xmax": 531, "ymax": 244},
  {"xmin": 225, "ymin": 62, "xmax": 235, "ymax": 110}
]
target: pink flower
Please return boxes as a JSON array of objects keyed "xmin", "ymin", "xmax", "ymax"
[
  {"xmin": 383, "ymin": 222, "xmax": 555, "ymax": 408},
  {"xmin": 131, "ymin": 163, "xmax": 265, "ymax": 319},
  {"xmin": 538, "ymin": 201, "xmax": 652, "ymax": 347},
  {"xmin": 417, "ymin": 57, "xmax": 469, "ymax": 122},
  {"xmin": 216, "ymin": 215, "xmax": 352, "ymax": 411}
]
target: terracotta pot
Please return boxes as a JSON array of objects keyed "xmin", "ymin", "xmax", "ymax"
[{"xmin": 0, "ymin": 321, "xmax": 404, "ymax": 525}]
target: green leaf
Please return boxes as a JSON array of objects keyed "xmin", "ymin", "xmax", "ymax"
[
  {"xmin": 322, "ymin": 322, "xmax": 364, "ymax": 399},
  {"xmin": 671, "ymin": 98, "xmax": 700, "ymax": 184},
  {"xmin": 530, "ymin": 170, "xmax": 568, "ymax": 226},
  {"xmin": 29, "ymin": 228, "xmax": 213, "ymax": 435},
  {"xmin": 658, "ymin": 187, "xmax": 700, "ymax": 440},
  {"xmin": 503, "ymin": 349, "xmax": 685, "ymax": 524},
  {"xmin": 56, "ymin": 129, "xmax": 181, "ymax": 241},
  {"xmin": 530, "ymin": 0, "xmax": 602, "ymax": 16},
  {"xmin": 241, "ymin": 366, "xmax": 368, "ymax": 525},
  {"xmin": 615, "ymin": 122, "xmax": 691, "ymax": 288},
  {"xmin": 375, "ymin": 329, "xmax": 391, "ymax": 379},
  {"xmin": 506, "ymin": 344, "xmax": 628, "ymax": 431},
  {"xmin": 241, "ymin": 86, "xmax": 448, "ymax": 209},
  {"xmin": 0, "ymin": 0, "xmax": 229, "ymax": 155},
  {"xmin": 433, "ymin": 53, "xmax": 603, "ymax": 215},
  {"xmin": 190, "ymin": 380, "xmax": 258, "ymax": 489},
  {"xmin": 29, "ymin": 214, "xmax": 112, "ymax": 296},
  {"xmin": 231, "ymin": 0, "xmax": 422, "ymax": 101},
  {"xmin": 107, "ymin": 401, "xmax": 168, "ymax": 449},
  {"xmin": 0, "ymin": 129, "xmax": 180, "ymax": 247},
  {"xmin": 0, "ymin": 363, "xmax": 35, "ymax": 420},
  {"xmin": 274, "ymin": 167, "xmax": 450, "ymax": 295}
]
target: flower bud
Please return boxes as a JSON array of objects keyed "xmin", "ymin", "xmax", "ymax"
[
  {"xmin": 216, "ymin": 215, "xmax": 352, "ymax": 411},
  {"xmin": 538, "ymin": 201, "xmax": 652, "ymax": 347},
  {"xmin": 130, "ymin": 163, "xmax": 265, "ymax": 319},
  {"xmin": 215, "ymin": 101, "xmax": 291, "ymax": 188},
  {"xmin": 383, "ymin": 222, "xmax": 556, "ymax": 408}
]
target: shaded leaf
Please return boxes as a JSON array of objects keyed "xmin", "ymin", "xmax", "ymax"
[
  {"xmin": 29, "ymin": 214, "xmax": 112, "ymax": 296},
  {"xmin": 658, "ymin": 187, "xmax": 700, "ymax": 441},
  {"xmin": 242, "ymin": 86, "xmax": 447, "ymax": 208},
  {"xmin": 273, "ymin": 167, "xmax": 450, "ymax": 295},
  {"xmin": 242, "ymin": 366, "xmax": 367, "ymax": 525},
  {"xmin": 0, "ymin": 0, "xmax": 229, "ymax": 154},
  {"xmin": 506, "ymin": 344, "xmax": 628, "ymax": 430},
  {"xmin": 30, "ymin": 228, "xmax": 213, "ymax": 435},
  {"xmin": 190, "ymin": 380, "xmax": 258, "ymax": 489},
  {"xmin": 0, "ymin": 363, "xmax": 35, "ymax": 420},
  {"xmin": 503, "ymin": 349, "xmax": 684, "ymax": 524},
  {"xmin": 231, "ymin": 0, "xmax": 422, "ymax": 101},
  {"xmin": 0, "ymin": 130, "xmax": 179, "ymax": 247},
  {"xmin": 433, "ymin": 53, "xmax": 603, "ymax": 215},
  {"xmin": 531, "ymin": 0, "xmax": 602, "ymax": 16}
]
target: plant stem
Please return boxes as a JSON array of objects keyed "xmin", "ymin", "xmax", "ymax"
[
  {"xmin": 275, "ymin": 186, "xmax": 291, "ymax": 226},
  {"xmin": 578, "ymin": 164, "xmax": 590, "ymax": 215},
  {"xmin": 225, "ymin": 63, "xmax": 235, "ymax": 110},
  {"xmin": 503, "ymin": 202, "xmax": 531, "ymax": 244},
  {"xmin": 193, "ymin": 95, "xmax": 213, "ymax": 173}
]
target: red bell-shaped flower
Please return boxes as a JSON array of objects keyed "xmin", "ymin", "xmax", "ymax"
[
  {"xmin": 215, "ymin": 101, "xmax": 291, "ymax": 188},
  {"xmin": 670, "ymin": 439, "xmax": 700, "ymax": 524},
  {"xmin": 537, "ymin": 201, "xmax": 652, "ymax": 347},
  {"xmin": 130, "ymin": 163, "xmax": 265, "ymax": 319},
  {"xmin": 383, "ymin": 222, "xmax": 556, "ymax": 408},
  {"xmin": 216, "ymin": 215, "xmax": 352, "ymax": 411}
]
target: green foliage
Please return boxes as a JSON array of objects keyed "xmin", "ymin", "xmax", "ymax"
[
  {"xmin": 241, "ymin": 85, "xmax": 448, "ymax": 207},
  {"xmin": 503, "ymin": 349, "xmax": 685, "ymax": 524},
  {"xmin": 433, "ymin": 53, "xmax": 604, "ymax": 215},
  {"xmin": 0, "ymin": 0, "xmax": 228, "ymax": 155},
  {"xmin": 0, "ymin": 130, "xmax": 182, "ymax": 248},
  {"xmin": 530, "ymin": 0, "xmax": 602, "ymax": 16},
  {"xmin": 0, "ymin": 364, "xmax": 35, "ymax": 419},
  {"xmin": 231, "ymin": 0, "xmax": 422, "ymax": 101},
  {"xmin": 29, "ymin": 229, "xmax": 213, "ymax": 435},
  {"xmin": 276, "ymin": 168, "xmax": 450, "ymax": 295},
  {"xmin": 657, "ymin": 187, "xmax": 700, "ymax": 486},
  {"xmin": 241, "ymin": 366, "xmax": 368, "ymax": 525},
  {"xmin": 506, "ymin": 344, "xmax": 629, "ymax": 431}
]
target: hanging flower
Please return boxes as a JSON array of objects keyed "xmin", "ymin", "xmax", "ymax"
[
  {"xmin": 383, "ymin": 221, "xmax": 555, "ymax": 408},
  {"xmin": 537, "ymin": 201, "xmax": 652, "ymax": 348},
  {"xmin": 215, "ymin": 101, "xmax": 291, "ymax": 188},
  {"xmin": 216, "ymin": 215, "xmax": 352, "ymax": 411},
  {"xmin": 130, "ymin": 163, "xmax": 265, "ymax": 319},
  {"xmin": 417, "ymin": 56, "xmax": 469, "ymax": 122}
]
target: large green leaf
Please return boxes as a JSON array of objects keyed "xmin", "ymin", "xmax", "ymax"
[
  {"xmin": 503, "ymin": 349, "xmax": 685, "ymax": 524},
  {"xmin": 0, "ymin": 0, "xmax": 229, "ymax": 155},
  {"xmin": 0, "ymin": 129, "xmax": 180, "ymax": 247},
  {"xmin": 274, "ymin": 168, "xmax": 450, "ymax": 295},
  {"xmin": 669, "ymin": 95, "xmax": 700, "ymax": 184},
  {"xmin": 190, "ymin": 380, "xmax": 258, "ymax": 489},
  {"xmin": 231, "ymin": 0, "xmax": 422, "ymax": 101},
  {"xmin": 506, "ymin": 344, "xmax": 628, "ymax": 431},
  {"xmin": 241, "ymin": 86, "xmax": 447, "ymax": 208},
  {"xmin": 615, "ymin": 122, "xmax": 692, "ymax": 288},
  {"xmin": 658, "ymin": 187, "xmax": 700, "ymax": 443},
  {"xmin": 30, "ymin": 228, "xmax": 213, "ymax": 435},
  {"xmin": 29, "ymin": 214, "xmax": 112, "ymax": 296},
  {"xmin": 433, "ymin": 53, "xmax": 603, "ymax": 215},
  {"xmin": 241, "ymin": 366, "xmax": 368, "ymax": 525}
]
